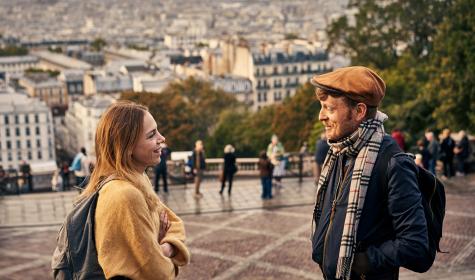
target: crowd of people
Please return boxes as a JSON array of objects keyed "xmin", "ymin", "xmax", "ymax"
[{"xmin": 0, "ymin": 160, "xmax": 33, "ymax": 195}]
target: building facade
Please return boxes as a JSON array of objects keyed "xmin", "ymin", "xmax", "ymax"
[
  {"xmin": 60, "ymin": 95, "xmax": 114, "ymax": 157},
  {"xmin": 19, "ymin": 74, "xmax": 68, "ymax": 109},
  {"xmin": 0, "ymin": 90, "xmax": 56, "ymax": 173}
]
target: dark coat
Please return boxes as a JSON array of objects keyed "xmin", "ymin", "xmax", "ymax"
[
  {"xmin": 191, "ymin": 150, "xmax": 206, "ymax": 170},
  {"xmin": 223, "ymin": 153, "xmax": 237, "ymax": 175},
  {"xmin": 312, "ymin": 135, "xmax": 430, "ymax": 280}
]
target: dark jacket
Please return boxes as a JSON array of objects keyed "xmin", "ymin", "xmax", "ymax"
[
  {"xmin": 315, "ymin": 139, "xmax": 330, "ymax": 165},
  {"xmin": 258, "ymin": 158, "xmax": 273, "ymax": 177},
  {"xmin": 312, "ymin": 135, "xmax": 430, "ymax": 280},
  {"xmin": 223, "ymin": 153, "xmax": 237, "ymax": 175},
  {"xmin": 191, "ymin": 150, "xmax": 206, "ymax": 170},
  {"xmin": 440, "ymin": 137, "xmax": 455, "ymax": 161}
]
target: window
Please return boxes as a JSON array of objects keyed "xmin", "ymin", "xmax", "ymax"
[
  {"xmin": 16, "ymin": 140, "xmax": 21, "ymax": 149},
  {"xmin": 28, "ymin": 151, "xmax": 32, "ymax": 160},
  {"xmin": 8, "ymin": 152, "xmax": 12, "ymax": 161},
  {"xmin": 36, "ymin": 127, "xmax": 40, "ymax": 135},
  {"xmin": 27, "ymin": 140, "xmax": 31, "ymax": 148},
  {"xmin": 17, "ymin": 151, "xmax": 22, "ymax": 160},
  {"xmin": 6, "ymin": 128, "xmax": 10, "ymax": 137},
  {"xmin": 7, "ymin": 140, "xmax": 11, "ymax": 149},
  {"xmin": 25, "ymin": 114, "xmax": 29, "ymax": 123},
  {"xmin": 16, "ymin": 127, "xmax": 20, "ymax": 136},
  {"xmin": 37, "ymin": 139, "xmax": 41, "ymax": 148},
  {"xmin": 273, "ymin": 66, "xmax": 278, "ymax": 74},
  {"xmin": 14, "ymin": 115, "xmax": 19, "ymax": 124},
  {"xmin": 26, "ymin": 127, "xmax": 30, "ymax": 136},
  {"xmin": 38, "ymin": 151, "xmax": 42, "ymax": 159},
  {"xmin": 35, "ymin": 114, "xmax": 39, "ymax": 123},
  {"xmin": 4, "ymin": 115, "xmax": 9, "ymax": 124}
]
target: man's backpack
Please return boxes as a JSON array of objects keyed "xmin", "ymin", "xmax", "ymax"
[
  {"xmin": 51, "ymin": 176, "xmax": 116, "ymax": 280},
  {"xmin": 378, "ymin": 144, "xmax": 446, "ymax": 273}
]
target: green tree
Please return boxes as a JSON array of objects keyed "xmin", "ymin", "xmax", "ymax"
[
  {"xmin": 426, "ymin": 0, "xmax": 475, "ymax": 132},
  {"xmin": 91, "ymin": 38, "xmax": 107, "ymax": 51},
  {"xmin": 0, "ymin": 45, "xmax": 28, "ymax": 56}
]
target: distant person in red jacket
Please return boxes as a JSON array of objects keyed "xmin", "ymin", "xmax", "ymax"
[{"xmin": 391, "ymin": 128, "xmax": 406, "ymax": 151}]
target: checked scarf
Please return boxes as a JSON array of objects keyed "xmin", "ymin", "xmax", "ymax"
[{"xmin": 313, "ymin": 111, "xmax": 387, "ymax": 280}]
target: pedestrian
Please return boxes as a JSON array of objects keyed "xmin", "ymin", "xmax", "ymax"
[
  {"xmin": 258, "ymin": 151, "xmax": 273, "ymax": 199},
  {"xmin": 154, "ymin": 143, "xmax": 171, "ymax": 193},
  {"xmin": 426, "ymin": 131, "xmax": 440, "ymax": 175},
  {"xmin": 416, "ymin": 139, "xmax": 430, "ymax": 169},
  {"xmin": 415, "ymin": 153, "xmax": 425, "ymax": 168},
  {"xmin": 440, "ymin": 128, "xmax": 455, "ymax": 178},
  {"xmin": 70, "ymin": 147, "xmax": 91, "ymax": 189},
  {"xmin": 219, "ymin": 144, "xmax": 237, "ymax": 195},
  {"xmin": 191, "ymin": 140, "xmax": 206, "ymax": 197},
  {"xmin": 454, "ymin": 130, "xmax": 471, "ymax": 176},
  {"xmin": 310, "ymin": 66, "xmax": 430, "ymax": 279},
  {"xmin": 314, "ymin": 132, "xmax": 330, "ymax": 180},
  {"xmin": 59, "ymin": 161, "xmax": 70, "ymax": 191},
  {"xmin": 267, "ymin": 134, "xmax": 285, "ymax": 187},
  {"xmin": 75, "ymin": 100, "xmax": 190, "ymax": 278},
  {"xmin": 19, "ymin": 160, "xmax": 33, "ymax": 192},
  {"xmin": 391, "ymin": 128, "xmax": 406, "ymax": 151}
]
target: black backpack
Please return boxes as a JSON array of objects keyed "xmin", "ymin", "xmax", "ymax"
[
  {"xmin": 378, "ymin": 145, "xmax": 446, "ymax": 273},
  {"xmin": 51, "ymin": 176, "xmax": 117, "ymax": 280}
]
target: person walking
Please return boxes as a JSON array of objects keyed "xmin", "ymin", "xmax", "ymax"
[
  {"xmin": 72, "ymin": 100, "xmax": 190, "ymax": 278},
  {"xmin": 314, "ymin": 132, "xmax": 330, "ymax": 180},
  {"xmin": 440, "ymin": 128, "xmax": 455, "ymax": 178},
  {"xmin": 70, "ymin": 147, "xmax": 91, "ymax": 189},
  {"xmin": 219, "ymin": 144, "xmax": 237, "ymax": 195},
  {"xmin": 258, "ymin": 151, "xmax": 273, "ymax": 199},
  {"xmin": 154, "ymin": 143, "xmax": 171, "ymax": 193},
  {"xmin": 191, "ymin": 140, "xmax": 206, "ymax": 197},
  {"xmin": 310, "ymin": 66, "xmax": 430, "ymax": 279},
  {"xmin": 267, "ymin": 134, "xmax": 285, "ymax": 187}
]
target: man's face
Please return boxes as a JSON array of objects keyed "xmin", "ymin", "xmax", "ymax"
[{"xmin": 319, "ymin": 95, "xmax": 360, "ymax": 141}]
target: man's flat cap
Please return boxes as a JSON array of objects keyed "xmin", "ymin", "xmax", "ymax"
[{"xmin": 311, "ymin": 66, "xmax": 385, "ymax": 107}]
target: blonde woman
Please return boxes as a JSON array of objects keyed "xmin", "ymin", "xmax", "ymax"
[
  {"xmin": 80, "ymin": 101, "xmax": 190, "ymax": 279},
  {"xmin": 219, "ymin": 144, "xmax": 237, "ymax": 195}
]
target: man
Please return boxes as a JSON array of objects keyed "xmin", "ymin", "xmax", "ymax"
[
  {"xmin": 310, "ymin": 66, "xmax": 430, "ymax": 279},
  {"xmin": 426, "ymin": 131, "xmax": 440, "ymax": 175},
  {"xmin": 440, "ymin": 128, "xmax": 455, "ymax": 178},
  {"xmin": 154, "ymin": 143, "xmax": 171, "ymax": 193}
]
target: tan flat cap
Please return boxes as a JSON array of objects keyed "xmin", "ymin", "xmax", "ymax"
[{"xmin": 311, "ymin": 66, "xmax": 385, "ymax": 107}]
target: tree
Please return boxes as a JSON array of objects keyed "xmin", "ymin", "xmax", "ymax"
[
  {"xmin": 91, "ymin": 38, "xmax": 107, "ymax": 51},
  {"xmin": 426, "ymin": 0, "xmax": 475, "ymax": 132}
]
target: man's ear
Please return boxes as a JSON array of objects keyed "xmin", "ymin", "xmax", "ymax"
[{"xmin": 355, "ymin": 103, "xmax": 367, "ymax": 122}]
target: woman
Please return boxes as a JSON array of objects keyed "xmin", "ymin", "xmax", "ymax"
[
  {"xmin": 191, "ymin": 140, "xmax": 206, "ymax": 197},
  {"xmin": 219, "ymin": 144, "xmax": 237, "ymax": 195},
  {"xmin": 267, "ymin": 134, "xmax": 285, "ymax": 187},
  {"xmin": 80, "ymin": 101, "xmax": 190, "ymax": 279}
]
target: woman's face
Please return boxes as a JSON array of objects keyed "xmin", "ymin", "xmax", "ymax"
[{"xmin": 132, "ymin": 111, "xmax": 165, "ymax": 172}]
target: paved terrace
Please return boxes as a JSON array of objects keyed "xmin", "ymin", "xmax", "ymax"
[{"xmin": 0, "ymin": 175, "xmax": 474, "ymax": 279}]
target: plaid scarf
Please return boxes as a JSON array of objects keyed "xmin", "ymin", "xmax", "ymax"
[{"xmin": 313, "ymin": 111, "xmax": 387, "ymax": 280}]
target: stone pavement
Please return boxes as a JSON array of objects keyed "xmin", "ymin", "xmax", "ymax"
[{"xmin": 0, "ymin": 175, "xmax": 474, "ymax": 279}]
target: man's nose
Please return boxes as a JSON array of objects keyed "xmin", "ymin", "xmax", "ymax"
[{"xmin": 319, "ymin": 109, "xmax": 327, "ymax": 122}]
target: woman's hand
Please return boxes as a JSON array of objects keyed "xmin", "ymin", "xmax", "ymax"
[{"xmin": 158, "ymin": 211, "xmax": 171, "ymax": 243}]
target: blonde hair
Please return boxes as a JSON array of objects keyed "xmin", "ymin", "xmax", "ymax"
[
  {"xmin": 224, "ymin": 144, "xmax": 235, "ymax": 153},
  {"xmin": 79, "ymin": 100, "xmax": 159, "ymax": 211}
]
